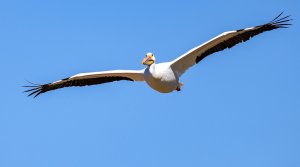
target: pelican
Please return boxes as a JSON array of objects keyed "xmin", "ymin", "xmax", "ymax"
[{"xmin": 25, "ymin": 13, "xmax": 291, "ymax": 97}]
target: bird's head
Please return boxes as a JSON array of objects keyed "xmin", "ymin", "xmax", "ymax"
[{"xmin": 141, "ymin": 52, "xmax": 156, "ymax": 66}]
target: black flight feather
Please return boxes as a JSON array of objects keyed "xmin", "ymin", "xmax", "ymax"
[{"xmin": 195, "ymin": 13, "xmax": 292, "ymax": 63}]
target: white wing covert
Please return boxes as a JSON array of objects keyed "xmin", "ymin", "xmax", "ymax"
[
  {"xmin": 170, "ymin": 13, "xmax": 291, "ymax": 77},
  {"xmin": 25, "ymin": 69, "xmax": 145, "ymax": 97}
]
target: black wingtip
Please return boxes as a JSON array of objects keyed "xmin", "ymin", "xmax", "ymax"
[
  {"xmin": 270, "ymin": 12, "xmax": 293, "ymax": 28},
  {"xmin": 23, "ymin": 81, "xmax": 44, "ymax": 98},
  {"xmin": 271, "ymin": 12, "xmax": 284, "ymax": 22}
]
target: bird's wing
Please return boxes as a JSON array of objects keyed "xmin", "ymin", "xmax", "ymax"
[
  {"xmin": 24, "ymin": 69, "xmax": 145, "ymax": 97},
  {"xmin": 170, "ymin": 12, "xmax": 292, "ymax": 77}
]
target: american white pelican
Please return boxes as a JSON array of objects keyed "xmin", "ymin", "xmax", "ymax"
[{"xmin": 25, "ymin": 13, "xmax": 291, "ymax": 97}]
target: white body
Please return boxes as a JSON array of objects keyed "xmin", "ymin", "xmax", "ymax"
[{"xmin": 144, "ymin": 62, "xmax": 179, "ymax": 93}]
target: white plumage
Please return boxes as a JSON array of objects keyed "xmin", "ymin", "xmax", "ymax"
[
  {"xmin": 25, "ymin": 13, "xmax": 291, "ymax": 97},
  {"xmin": 144, "ymin": 62, "xmax": 179, "ymax": 93}
]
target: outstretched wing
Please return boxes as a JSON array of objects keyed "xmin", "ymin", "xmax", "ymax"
[
  {"xmin": 171, "ymin": 12, "xmax": 292, "ymax": 77},
  {"xmin": 24, "ymin": 69, "xmax": 145, "ymax": 97}
]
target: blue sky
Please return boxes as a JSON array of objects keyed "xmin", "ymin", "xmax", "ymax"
[{"xmin": 0, "ymin": 0, "xmax": 299, "ymax": 167}]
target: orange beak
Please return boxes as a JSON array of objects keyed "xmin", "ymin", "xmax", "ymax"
[{"xmin": 141, "ymin": 56, "xmax": 151, "ymax": 65}]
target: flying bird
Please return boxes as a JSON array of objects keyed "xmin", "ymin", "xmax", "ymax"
[{"xmin": 25, "ymin": 13, "xmax": 292, "ymax": 97}]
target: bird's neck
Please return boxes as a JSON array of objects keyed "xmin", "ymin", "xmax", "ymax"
[{"xmin": 148, "ymin": 63, "xmax": 156, "ymax": 73}]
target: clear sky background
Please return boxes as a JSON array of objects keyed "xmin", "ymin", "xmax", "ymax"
[{"xmin": 0, "ymin": 0, "xmax": 299, "ymax": 167}]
